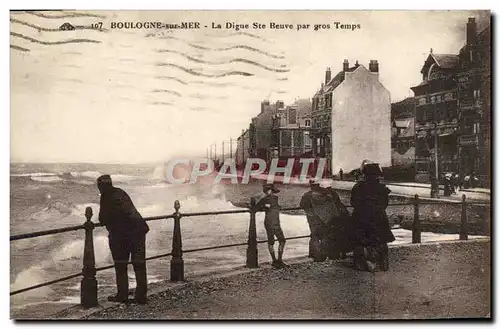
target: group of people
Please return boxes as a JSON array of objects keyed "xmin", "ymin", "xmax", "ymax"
[
  {"xmin": 95, "ymin": 160, "xmax": 394, "ymax": 305},
  {"xmin": 255, "ymin": 161, "xmax": 394, "ymax": 272},
  {"xmin": 442, "ymin": 172, "xmax": 480, "ymax": 196}
]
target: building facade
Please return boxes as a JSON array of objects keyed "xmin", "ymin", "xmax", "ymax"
[
  {"xmin": 411, "ymin": 17, "xmax": 490, "ymax": 185},
  {"xmin": 456, "ymin": 18, "xmax": 491, "ymax": 186},
  {"xmin": 411, "ymin": 51, "xmax": 460, "ymax": 182},
  {"xmin": 311, "ymin": 60, "xmax": 391, "ymax": 174},
  {"xmin": 271, "ymin": 98, "xmax": 313, "ymax": 159},
  {"xmin": 236, "ymin": 129, "xmax": 250, "ymax": 167},
  {"xmin": 391, "ymin": 97, "xmax": 416, "ymax": 166},
  {"xmin": 235, "ymin": 100, "xmax": 285, "ymax": 166}
]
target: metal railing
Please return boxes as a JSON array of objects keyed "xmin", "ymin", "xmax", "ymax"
[{"xmin": 10, "ymin": 194, "xmax": 489, "ymax": 309}]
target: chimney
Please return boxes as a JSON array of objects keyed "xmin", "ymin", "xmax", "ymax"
[
  {"xmin": 343, "ymin": 59, "xmax": 349, "ymax": 71},
  {"xmin": 355, "ymin": 60, "xmax": 359, "ymax": 68},
  {"xmin": 325, "ymin": 67, "xmax": 331, "ymax": 84},
  {"xmin": 369, "ymin": 60, "xmax": 379, "ymax": 72},
  {"xmin": 466, "ymin": 17, "xmax": 477, "ymax": 46}
]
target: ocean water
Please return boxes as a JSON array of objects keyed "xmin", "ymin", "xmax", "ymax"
[{"xmin": 9, "ymin": 163, "xmax": 486, "ymax": 318}]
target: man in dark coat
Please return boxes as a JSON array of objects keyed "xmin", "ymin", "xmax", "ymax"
[
  {"xmin": 300, "ymin": 180, "xmax": 327, "ymax": 261},
  {"xmin": 350, "ymin": 163, "xmax": 395, "ymax": 272},
  {"xmin": 255, "ymin": 183, "xmax": 287, "ymax": 268},
  {"xmin": 322, "ymin": 181, "xmax": 354, "ymax": 259},
  {"xmin": 97, "ymin": 174, "xmax": 150, "ymax": 304}
]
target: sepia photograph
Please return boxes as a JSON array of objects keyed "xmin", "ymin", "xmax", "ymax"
[{"xmin": 9, "ymin": 9, "xmax": 491, "ymax": 320}]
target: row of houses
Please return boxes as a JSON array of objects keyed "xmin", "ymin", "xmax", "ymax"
[
  {"xmin": 235, "ymin": 59, "xmax": 392, "ymax": 175},
  {"xmin": 234, "ymin": 17, "xmax": 490, "ymax": 184}
]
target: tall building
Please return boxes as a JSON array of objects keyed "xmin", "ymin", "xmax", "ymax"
[
  {"xmin": 270, "ymin": 98, "xmax": 313, "ymax": 159},
  {"xmin": 456, "ymin": 18, "xmax": 491, "ymax": 185},
  {"xmin": 235, "ymin": 100, "xmax": 284, "ymax": 166},
  {"xmin": 411, "ymin": 17, "xmax": 490, "ymax": 185},
  {"xmin": 311, "ymin": 60, "xmax": 391, "ymax": 173},
  {"xmin": 411, "ymin": 51, "xmax": 460, "ymax": 182}
]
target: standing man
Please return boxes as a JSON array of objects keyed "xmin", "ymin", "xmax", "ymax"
[
  {"xmin": 300, "ymin": 180, "xmax": 328, "ymax": 261},
  {"xmin": 339, "ymin": 168, "xmax": 344, "ymax": 181},
  {"xmin": 350, "ymin": 163, "xmax": 395, "ymax": 272},
  {"xmin": 300, "ymin": 180, "xmax": 321, "ymax": 259},
  {"xmin": 255, "ymin": 183, "xmax": 287, "ymax": 268},
  {"xmin": 97, "ymin": 174, "xmax": 150, "ymax": 304}
]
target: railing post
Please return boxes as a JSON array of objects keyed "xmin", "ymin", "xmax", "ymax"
[
  {"xmin": 412, "ymin": 194, "xmax": 421, "ymax": 244},
  {"xmin": 460, "ymin": 194, "xmax": 468, "ymax": 240},
  {"xmin": 81, "ymin": 207, "xmax": 98, "ymax": 308},
  {"xmin": 246, "ymin": 197, "xmax": 258, "ymax": 268},
  {"xmin": 171, "ymin": 200, "xmax": 184, "ymax": 282}
]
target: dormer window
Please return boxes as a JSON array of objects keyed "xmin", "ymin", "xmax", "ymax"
[{"xmin": 305, "ymin": 119, "xmax": 311, "ymax": 127}]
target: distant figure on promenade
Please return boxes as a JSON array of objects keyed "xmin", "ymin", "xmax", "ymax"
[
  {"xmin": 300, "ymin": 180, "xmax": 327, "ymax": 261},
  {"xmin": 443, "ymin": 173, "xmax": 453, "ymax": 197},
  {"xmin": 255, "ymin": 183, "xmax": 287, "ymax": 268},
  {"xmin": 453, "ymin": 172, "xmax": 461, "ymax": 193},
  {"xmin": 339, "ymin": 168, "xmax": 344, "ymax": 181},
  {"xmin": 350, "ymin": 163, "xmax": 395, "ymax": 272},
  {"xmin": 97, "ymin": 175, "xmax": 150, "ymax": 304},
  {"xmin": 430, "ymin": 176, "xmax": 439, "ymax": 198}
]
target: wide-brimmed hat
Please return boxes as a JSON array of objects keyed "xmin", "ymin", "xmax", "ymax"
[
  {"xmin": 362, "ymin": 163, "xmax": 383, "ymax": 177},
  {"xmin": 263, "ymin": 183, "xmax": 280, "ymax": 193}
]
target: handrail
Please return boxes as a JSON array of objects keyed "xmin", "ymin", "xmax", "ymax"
[
  {"xmin": 10, "ymin": 224, "xmax": 84, "ymax": 241},
  {"xmin": 10, "ymin": 251, "xmax": 176, "ymax": 296},
  {"xmin": 10, "ymin": 193, "xmax": 490, "ymax": 309},
  {"xmin": 10, "ymin": 200, "xmax": 488, "ymax": 241}
]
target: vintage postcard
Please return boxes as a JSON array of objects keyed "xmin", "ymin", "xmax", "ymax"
[{"xmin": 10, "ymin": 10, "xmax": 491, "ymax": 320}]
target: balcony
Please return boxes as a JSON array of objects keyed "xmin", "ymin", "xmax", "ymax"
[
  {"xmin": 459, "ymin": 134, "xmax": 479, "ymax": 146},
  {"xmin": 459, "ymin": 99, "xmax": 482, "ymax": 111}
]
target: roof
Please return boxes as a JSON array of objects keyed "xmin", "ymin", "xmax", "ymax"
[
  {"xmin": 431, "ymin": 54, "xmax": 459, "ymax": 69},
  {"xmin": 420, "ymin": 53, "xmax": 459, "ymax": 74},
  {"xmin": 393, "ymin": 119, "xmax": 410, "ymax": 129},
  {"xmin": 314, "ymin": 65, "xmax": 360, "ymax": 97},
  {"xmin": 392, "ymin": 118, "xmax": 414, "ymax": 137}
]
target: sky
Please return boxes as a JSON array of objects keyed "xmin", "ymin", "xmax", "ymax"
[{"xmin": 10, "ymin": 10, "xmax": 490, "ymax": 164}]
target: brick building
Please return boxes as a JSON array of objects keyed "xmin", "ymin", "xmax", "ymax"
[{"xmin": 411, "ymin": 17, "xmax": 491, "ymax": 185}]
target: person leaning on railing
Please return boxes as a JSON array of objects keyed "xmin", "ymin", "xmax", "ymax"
[
  {"xmin": 97, "ymin": 174, "xmax": 150, "ymax": 304},
  {"xmin": 254, "ymin": 183, "xmax": 287, "ymax": 269},
  {"xmin": 350, "ymin": 163, "xmax": 395, "ymax": 272}
]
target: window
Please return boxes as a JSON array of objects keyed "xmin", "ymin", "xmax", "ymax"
[
  {"xmin": 304, "ymin": 132, "xmax": 312, "ymax": 147},
  {"xmin": 430, "ymin": 96, "xmax": 436, "ymax": 104},
  {"xmin": 473, "ymin": 89, "xmax": 481, "ymax": 99},
  {"xmin": 418, "ymin": 97, "xmax": 426, "ymax": 106},
  {"xmin": 305, "ymin": 119, "xmax": 311, "ymax": 127},
  {"xmin": 281, "ymin": 131, "xmax": 291, "ymax": 147},
  {"xmin": 288, "ymin": 108, "xmax": 297, "ymax": 125},
  {"xmin": 444, "ymin": 92, "xmax": 454, "ymax": 101}
]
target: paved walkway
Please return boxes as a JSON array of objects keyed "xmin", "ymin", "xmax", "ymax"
[
  {"xmin": 250, "ymin": 174, "xmax": 490, "ymax": 202},
  {"xmin": 82, "ymin": 239, "xmax": 490, "ymax": 320}
]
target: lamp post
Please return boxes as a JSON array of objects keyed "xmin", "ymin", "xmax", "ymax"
[{"xmin": 431, "ymin": 102, "xmax": 440, "ymax": 198}]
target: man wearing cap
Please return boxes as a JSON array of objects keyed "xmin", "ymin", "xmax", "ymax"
[
  {"xmin": 255, "ymin": 183, "xmax": 287, "ymax": 268},
  {"xmin": 97, "ymin": 174, "xmax": 150, "ymax": 304},
  {"xmin": 300, "ymin": 180, "xmax": 327, "ymax": 261}
]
